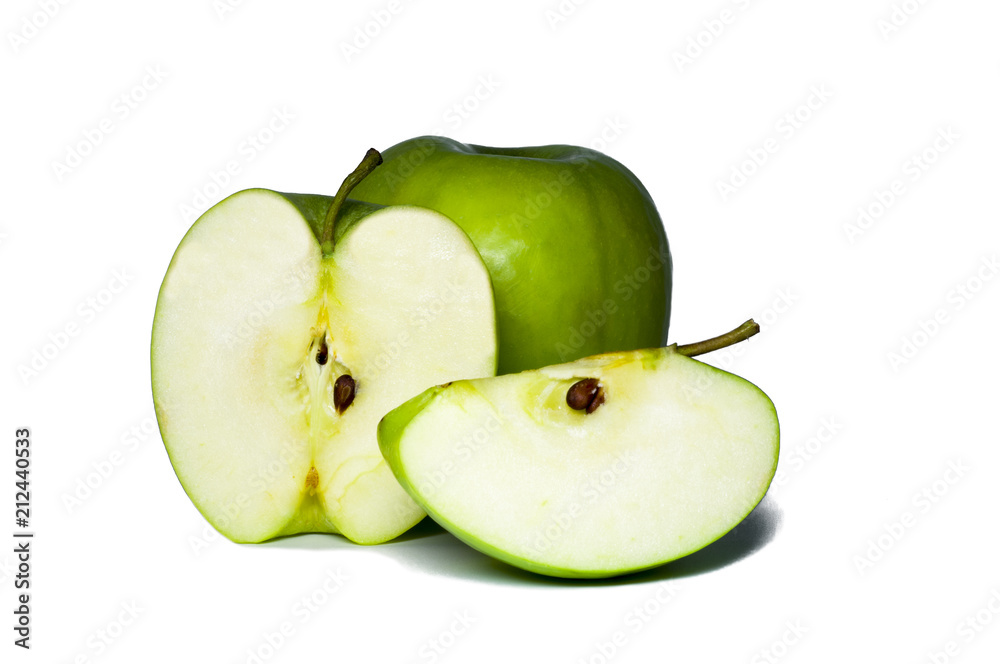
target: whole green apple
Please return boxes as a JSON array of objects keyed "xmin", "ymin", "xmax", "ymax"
[{"xmin": 351, "ymin": 136, "xmax": 671, "ymax": 374}]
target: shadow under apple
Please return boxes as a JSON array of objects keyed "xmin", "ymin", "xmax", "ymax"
[
  {"xmin": 255, "ymin": 496, "xmax": 781, "ymax": 586},
  {"xmin": 378, "ymin": 494, "xmax": 784, "ymax": 586}
]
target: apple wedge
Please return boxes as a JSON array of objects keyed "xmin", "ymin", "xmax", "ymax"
[
  {"xmin": 378, "ymin": 321, "xmax": 779, "ymax": 577},
  {"xmin": 152, "ymin": 150, "xmax": 497, "ymax": 545}
]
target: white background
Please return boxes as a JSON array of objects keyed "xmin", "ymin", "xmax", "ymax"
[{"xmin": 3, "ymin": 0, "xmax": 1000, "ymax": 662}]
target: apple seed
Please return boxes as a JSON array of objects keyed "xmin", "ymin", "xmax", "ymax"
[
  {"xmin": 316, "ymin": 339, "xmax": 329, "ymax": 365},
  {"xmin": 567, "ymin": 378, "xmax": 604, "ymax": 413},
  {"xmin": 586, "ymin": 386, "xmax": 606, "ymax": 414},
  {"xmin": 334, "ymin": 375, "xmax": 356, "ymax": 414}
]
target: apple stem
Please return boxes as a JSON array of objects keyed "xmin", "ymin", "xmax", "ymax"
[
  {"xmin": 321, "ymin": 148, "xmax": 384, "ymax": 251},
  {"xmin": 675, "ymin": 319, "xmax": 760, "ymax": 357}
]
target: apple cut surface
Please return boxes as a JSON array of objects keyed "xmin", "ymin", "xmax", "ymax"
[
  {"xmin": 152, "ymin": 189, "xmax": 496, "ymax": 544},
  {"xmin": 379, "ymin": 348, "xmax": 779, "ymax": 577}
]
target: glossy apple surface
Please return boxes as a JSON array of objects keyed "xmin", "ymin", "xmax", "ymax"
[{"xmin": 352, "ymin": 136, "xmax": 671, "ymax": 374}]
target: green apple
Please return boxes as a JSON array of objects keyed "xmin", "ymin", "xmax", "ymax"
[
  {"xmin": 351, "ymin": 136, "xmax": 671, "ymax": 374},
  {"xmin": 152, "ymin": 150, "xmax": 497, "ymax": 545},
  {"xmin": 377, "ymin": 321, "xmax": 778, "ymax": 577}
]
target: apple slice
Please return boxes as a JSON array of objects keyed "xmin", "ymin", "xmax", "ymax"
[
  {"xmin": 378, "ymin": 321, "xmax": 778, "ymax": 577},
  {"xmin": 152, "ymin": 150, "xmax": 496, "ymax": 545}
]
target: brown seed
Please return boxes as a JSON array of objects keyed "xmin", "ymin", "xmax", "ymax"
[
  {"xmin": 586, "ymin": 385, "xmax": 605, "ymax": 414},
  {"xmin": 334, "ymin": 374, "xmax": 356, "ymax": 414},
  {"xmin": 316, "ymin": 340, "xmax": 328, "ymax": 365},
  {"xmin": 566, "ymin": 378, "xmax": 602, "ymax": 412}
]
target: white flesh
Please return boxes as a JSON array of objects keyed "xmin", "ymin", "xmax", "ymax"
[
  {"xmin": 392, "ymin": 349, "xmax": 778, "ymax": 575},
  {"xmin": 153, "ymin": 189, "xmax": 496, "ymax": 543}
]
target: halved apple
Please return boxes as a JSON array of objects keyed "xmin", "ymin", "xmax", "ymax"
[
  {"xmin": 152, "ymin": 150, "xmax": 497, "ymax": 544},
  {"xmin": 378, "ymin": 323, "xmax": 779, "ymax": 577}
]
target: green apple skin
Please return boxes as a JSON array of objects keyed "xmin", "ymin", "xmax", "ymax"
[
  {"xmin": 378, "ymin": 347, "xmax": 779, "ymax": 578},
  {"xmin": 351, "ymin": 136, "xmax": 672, "ymax": 375}
]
